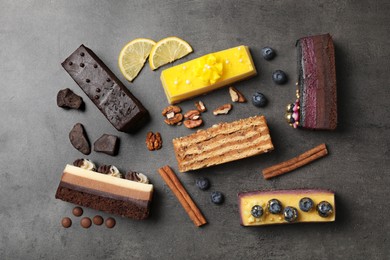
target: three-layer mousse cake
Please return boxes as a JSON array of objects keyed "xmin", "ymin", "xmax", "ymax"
[
  {"xmin": 55, "ymin": 162, "xmax": 153, "ymax": 220},
  {"xmin": 286, "ymin": 34, "xmax": 337, "ymax": 130},
  {"xmin": 160, "ymin": 46, "xmax": 257, "ymax": 104}
]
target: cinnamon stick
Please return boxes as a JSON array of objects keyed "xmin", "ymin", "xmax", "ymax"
[
  {"xmin": 262, "ymin": 143, "xmax": 328, "ymax": 179},
  {"xmin": 158, "ymin": 165, "xmax": 207, "ymax": 227}
]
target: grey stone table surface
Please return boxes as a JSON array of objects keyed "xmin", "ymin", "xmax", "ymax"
[{"xmin": 1, "ymin": 0, "xmax": 389, "ymax": 259}]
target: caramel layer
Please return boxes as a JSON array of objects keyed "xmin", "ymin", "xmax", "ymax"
[{"xmin": 61, "ymin": 165, "xmax": 153, "ymax": 201}]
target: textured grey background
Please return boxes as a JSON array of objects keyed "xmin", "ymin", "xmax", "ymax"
[{"xmin": 1, "ymin": 0, "xmax": 389, "ymax": 259}]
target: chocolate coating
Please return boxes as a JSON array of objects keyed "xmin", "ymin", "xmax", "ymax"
[
  {"xmin": 93, "ymin": 215, "xmax": 104, "ymax": 225},
  {"xmin": 72, "ymin": 206, "xmax": 83, "ymax": 217},
  {"xmin": 105, "ymin": 217, "xmax": 116, "ymax": 228},
  {"xmin": 61, "ymin": 45, "xmax": 149, "ymax": 133},
  {"xmin": 61, "ymin": 217, "xmax": 72, "ymax": 228},
  {"xmin": 80, "ymin": 217, "xmax": 92, "ymax": 228}
]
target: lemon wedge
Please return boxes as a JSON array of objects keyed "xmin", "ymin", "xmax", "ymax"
[
  {"xmin": 149, "ymin": 37, "xmax": 193, "ymax": 70},
  {"xmin": 118, "ymin": 38, "xmax": 156, "ymax": 82}
]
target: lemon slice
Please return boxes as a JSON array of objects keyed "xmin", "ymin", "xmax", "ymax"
[
  {"xmin": 118, "ymin": 38, "xmax": 156, "ymax": 82},
  {"xmin": 149, "ymin": 37, "xmax": 193, "ymax": 70}
]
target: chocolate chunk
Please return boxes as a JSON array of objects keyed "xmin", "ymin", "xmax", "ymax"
[
  {"xmin": 69, "ymin": 123, "xmax": 91, "ymax": 155},
  {"xmin": 57, "ymin": 88, "xmax": 84, "ymax": 110},
  {"xmin": 105, "ymin": 217, "xmax": 116, "ymax": 228},
  {"xmin": 93, "ymin": 215, "xmax": 104, "ymax": 226},
  {"xmin": 61, "ymin": 217, "xmax": 72, "ymax": 228},
  {"xmin": 80, "ymin": 217, "xmax": 92, "ymax": 228},
  {"xmin": 72, "ymin": 206, "xmax": 83, "ymax": 217},
  {"xmin": 61, "ymin": 45, "xmax": 150, "ymax": 133},
  {"xmin": 93, "ymin": 134, "xmax": 119, "ymax": 156}
]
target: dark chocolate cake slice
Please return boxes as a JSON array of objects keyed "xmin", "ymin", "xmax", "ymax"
[
  {"xmin": 62, "ymin": 45, "xmax": 149, "ymax": 133},
  {"xmin": 286, "ymin": 34, "xmax": 337, "ymax": 130}
]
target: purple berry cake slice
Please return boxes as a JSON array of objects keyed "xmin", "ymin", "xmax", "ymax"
[{"xmin": 286, "ymin": 34, "xmax": 337, "ymax": 130}]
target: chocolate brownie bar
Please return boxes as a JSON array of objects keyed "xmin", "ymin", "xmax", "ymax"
[{"xmin": 62, "ymin": 45, "xmax": 149, "ymax": 133}]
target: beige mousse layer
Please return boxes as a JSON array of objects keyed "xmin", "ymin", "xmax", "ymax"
[
  {"xmin": 61, "ymin": 164, "xmax": 153, "ymax": 201},
  {"xmin": 173, "ymin": 115, "xmax": 274, "ymax": 172}
]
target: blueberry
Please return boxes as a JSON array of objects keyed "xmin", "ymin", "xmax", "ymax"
[
  {"xmin": 211, "ymin": 191, "xmax": 224, "ymax": 205},
  {"xmin": 196, "ymin": 177, "xmax": 210, "ymax": 191},
  {"xmin": 251, "ymin": 205, "xmax": 263, "ymax": 218},
  {"xmin": 267, "ymin": 199, "xmax": 282, "ymax": 214},
  {"xmin": 252, "ymin": 92, "xmax": 268, "ymax": 107},
  {"xmin": 261, "ymin": 47, "xmax": 276, "ymax": 61},
  {"xmin": 299, "ymin": 197, "xmax": 314, "ymax": 212},
  {"xmin": 272, "ymin": 70, "xmax": 288, "ymax": 85},
  {"xmin": 316, "ymin": 201, "xmax": 333, "ymax": 217},
  {"xmin": 284, "ymin": 206, "xmax": 298, "ymax": 222}
]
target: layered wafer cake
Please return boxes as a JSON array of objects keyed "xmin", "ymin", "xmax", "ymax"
[
  {"xmin": 238, "ymin": 189, "xmax": 335, "ymax": 226},
  {"xmin": 55, "ymin": 159, "xmax": 153, "ymax": 220},
  {"xmin": 172, "ymin": 115, "xmax": 274, "ymax": 172},
  {"xmin": 286, "ymin": 34, "xmax": 337, "ymax": 130},
  {"xmin": 62, "ymin": 45, "xmax": 149, "ymax": 133}
]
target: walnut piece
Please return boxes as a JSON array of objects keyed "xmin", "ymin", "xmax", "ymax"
[
  {"xmin": 162, "ymin": 105, "xmax": 183, "ymax": 125},
  {"xmin": 184, "ymin": 110, "xmax": 200, "ymax": 120},
  {"xmin": 195, "ymin": 101, "xmax": 207, "ymax": 112},
  {"xmin": 164, "ymin": 113, "xmax": 183, "ymax": 125},
  {"xmin": 213, "ymin": 104, "xmax": 233, "ymax": 115},
  {"xmin": 162, "ymin": 105, "xmax": 181, "ymax": 116},
  {"xmin": 229, "ymin": 86, "xmax": 247, "ymax": 103},
  {"xmin": 184, "ymin": 119, "xmax": 203, "ymax": 129},
  {"xmin": 183, "ymin": 110, "xmax": 203, "ymax": 129},
  {"xmin": 146, "ymin": 132, "xmax": 162, "ymax": 151}
]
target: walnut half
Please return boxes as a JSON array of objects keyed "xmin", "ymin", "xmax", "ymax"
[
  {"xmin": 229, "ymin": 86, "xmax": 247, "ymax": 103},
  {"xmin": 213, "ymin": 104, "xmax": 233, "ymax": 115},
  {"xmin": 162, "ymin": 105, "xmax": 183, "ymax": 125},
  {"xmin": 183, "ymin": 109, "xmax": 203, "ymax": 129},
  {"xmin": 195, "ymin": 101, "xmax": 207, "ymax": 112},
  {"xmin": 146, "ymin": 132, "xmax": 162, "ymax": 151}
]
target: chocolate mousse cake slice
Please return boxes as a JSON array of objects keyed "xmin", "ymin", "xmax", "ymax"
[
  {"xmin": 62, "ymin": 45, "xmax": 149, "ymax": 133},
  {"xmin": 286, "ymin": 34, "xmax": 337, "ymax": 130},
  {"xmin": 173, "ymin": 115, "xmax": 274, "ymax": 172},
  {"xmin": 55, "ymin": 164, "xmax": 153, "ymax": 220}
]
